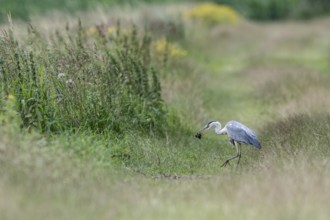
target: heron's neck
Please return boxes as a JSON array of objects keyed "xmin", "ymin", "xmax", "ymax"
[{"xmin": 211, "ymin": 121, "xmax": 222, "ymax": 134}]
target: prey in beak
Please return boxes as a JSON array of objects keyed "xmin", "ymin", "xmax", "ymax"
[
  {"xmin": 195, "ymin": 122, "xmax": 213, "ymax": 139},
  {"xmin": 195, "ymin": 132, "xmax": 202, "ymax": 139}
]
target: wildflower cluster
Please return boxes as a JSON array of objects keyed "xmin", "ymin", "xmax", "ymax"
[
  {"xmin": 186, "ymin": 3, "xmax": 240, "ymax": 25},
  {"xmin": 153, "ymin": 38, "xmax": 187, "ymax": 60},
  {"xmin": 85, "ymin": 25, "xmax": 120, "ymax": 38},
  {"xmin": 0, "ymin": 93, "xmax": 19, "ymax": 129}
]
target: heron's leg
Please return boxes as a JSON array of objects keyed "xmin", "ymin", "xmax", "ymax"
[
  {"xmin": 236, "ymin": 142, "xmax": 242, "ymax": 166},
  {"xmin": 221, "ymin": 141, "xmax": 241, "ymax": 167}
]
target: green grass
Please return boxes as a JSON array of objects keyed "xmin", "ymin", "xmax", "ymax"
[
  {"xmin": 1, "ymin": 3, "xmax": 330, "ymax": 220},
  {"xmin": 1, "ymin": 114, "xmax": 329, "ymax": 219}
]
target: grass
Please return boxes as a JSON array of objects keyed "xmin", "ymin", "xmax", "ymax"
[
  {"xmin": 1, "ymin": 3, "xmax": 330, "ymax": 220},
  {"xmin": 1, "ymin": 121, "xmax": 329, "ymax": 219}
]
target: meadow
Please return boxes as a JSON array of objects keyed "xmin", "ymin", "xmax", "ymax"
[{"xmin": 1, "ymin": 2, "xmax": 330, "ymax": 220}]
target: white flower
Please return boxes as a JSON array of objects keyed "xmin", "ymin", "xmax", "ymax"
[
  {"xmin": 66, "ymin": 79, "xmax": 74, "ymax": 84},
  {"xmin": 57, "ymin": 73, "xmax": 66, "ymax": 79}
]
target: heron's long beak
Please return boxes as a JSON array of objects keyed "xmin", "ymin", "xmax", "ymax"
[{"xmin": 195, "ymin": 125, "xmax": 209, "ymax": 139}]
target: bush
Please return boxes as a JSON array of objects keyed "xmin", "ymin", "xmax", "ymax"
[
  {"xmin": 214, "ymin": 0, "xmax": 330, "ymax": 20},
  {"xmin": 0, "ymin": 22, "xmax": 167, "ymax": 134},
  {"xmin": 185, "ymin": 3, "xmax": 240, "ymax": 25}
]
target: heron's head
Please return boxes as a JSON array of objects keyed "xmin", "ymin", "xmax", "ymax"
[{"xmin": 195, "ymin": 121, "xmax": 217, "ymax": 139}]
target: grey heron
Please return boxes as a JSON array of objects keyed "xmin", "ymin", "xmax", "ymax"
[{"xmin": 195, "ymin": 120, "xmax": 261, "ymax": 167}]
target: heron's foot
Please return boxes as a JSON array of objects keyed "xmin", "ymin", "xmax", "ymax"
[{"xmin": 221, "ymin": 160, "xmax": 230, "ymax": 167}]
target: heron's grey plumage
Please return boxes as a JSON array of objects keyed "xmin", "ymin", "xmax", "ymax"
[
  {"xmin": 225, "ymin": 120, "xmax": 261, "ymax": 149},
  {"xmin": 196, "ymin": 120, "xmax": 261, "ymax": 167}
]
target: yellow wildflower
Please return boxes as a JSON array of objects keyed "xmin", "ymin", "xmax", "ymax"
[
  {"xmin": 153, "ymin": 38, "xmax": 188, "ymax": 58},
  {"xmin": 107, "ymin": 27, "xmax": 117, "ymax": 35},
  {"xmin": 186, "ymin": 3, "xmax": 240, "ymax": 25},
  {"xmin": 7, "ymin": 94, "xmax": 15, "ymax": 101},
  {"xmin": 86, "ymin": 27, "xmax": 98, "ymax": 36}
]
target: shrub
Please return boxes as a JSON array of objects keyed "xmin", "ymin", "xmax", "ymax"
[
  {"xmin": 185, "ymin": 3, "xmax": 240, "ymax": 25},
  {"xmin": 214, "ymin": 0, "xmax": 330, "ymax": 20},
  {"xmin": 0, "ymin": 22, "xmax": 167, "ymax": 134}
]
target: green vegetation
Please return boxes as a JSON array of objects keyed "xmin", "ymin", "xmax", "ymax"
[
  {"xmin": 185, "ymin": 2, "xmax": 241, "ymax": 25},
  {"xmin": 215, "ymin": 0, "xmax": 330, "ymax": 20},
  {"xmin": 1, "ymin": 2, "xmax": 330, "ymax": 220},
  {"xmin": 1, "ymin": 22, "xmax": 166, "ymax": 134},
  {"xmin": 2, "ymin": 0, "xmax": 330, "ymax": 22}
]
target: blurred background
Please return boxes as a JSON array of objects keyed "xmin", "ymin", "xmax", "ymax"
[{"xmin": 1, "ymin": 0, "xmax": 330, "ymax": 22}]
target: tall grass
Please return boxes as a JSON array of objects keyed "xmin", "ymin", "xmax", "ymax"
[
  {"xmin": 260, "ymin": 113, "xmax": 330, "ymax": 162},
  {"xmin": 0, "ymin": 21, "xmax": 167, "ymax": 134}
]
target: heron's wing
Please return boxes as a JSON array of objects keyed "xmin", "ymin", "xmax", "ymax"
[{"xmin": 225, "ymin": 121, "xmax": 261, "ymax": 149}]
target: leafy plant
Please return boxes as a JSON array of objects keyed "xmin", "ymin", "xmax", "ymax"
[{"xmin": 0, "ymin": 22, "xmax": 167, "ymax": 134}]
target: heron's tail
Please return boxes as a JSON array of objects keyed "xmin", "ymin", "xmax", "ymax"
[
  {"xmin": 253, "ymin": 140, "xmax": 261, "ymax": 149},
  {"xmin": 248, "ymin": 136, "xmax": 261, "ymax": 149}
]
